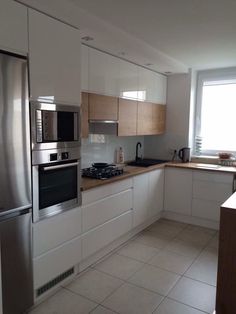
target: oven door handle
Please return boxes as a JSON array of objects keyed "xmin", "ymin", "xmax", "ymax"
[{"xmin": 42, "ymin": 162, "xmax": 79, "ymax": 171}]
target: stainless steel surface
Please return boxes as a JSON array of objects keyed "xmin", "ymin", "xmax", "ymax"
[
  {"xmin": 89, "ymin": 119, "xmax": 119, "ymax": 124},
  {"xmin": 32, "ymin": 146, "xmax": 80, "ymax": 165},
  {"xmin": 0, "ymin": 52, "xmax": 31, "ymax": 214},
  {"xmin": 0, "ymin": 52, "xmax": 33, "ymax": 314},
  {"xmin": 31, "ymin": 101, "xmax": 80, "ymax": 150},
  {"xmin": 0, "ymin": 211, "xmax": 33, "ymax": 314},
  {"xmin": 32, "ymin": 159, "xmax": 81, "ymax": 222},
  {"xmin": 42, "ymin": 161, "xmax": 79, "ymax": 171}
]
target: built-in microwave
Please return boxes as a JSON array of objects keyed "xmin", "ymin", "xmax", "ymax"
[{"xmin": 30, "ymin": 101, "xmax": 80, "ymax": 151}]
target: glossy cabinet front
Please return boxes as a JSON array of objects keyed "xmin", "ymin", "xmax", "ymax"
[
  {"xmin": 0, "ymin": 0, "xmax": 28, "ymax": 55},
  {"xmin": 28, "ymin": 9, "xmax": 81, "ymax": 105}
]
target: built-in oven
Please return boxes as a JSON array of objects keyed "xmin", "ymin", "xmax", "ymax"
[
  {"xmin": 32, "ymin": 148, "xmax": 81, "ymax": 222},
  {"xmin": 30, "ymin": 101, "xmax": 80, "ymax": 151}
]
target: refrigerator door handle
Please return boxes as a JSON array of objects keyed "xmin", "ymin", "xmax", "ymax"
[{"xmin": 0, "ymin": 205, "xmax": 31, "ymax": 220}]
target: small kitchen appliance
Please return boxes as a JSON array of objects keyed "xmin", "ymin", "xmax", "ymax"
[{"xmin": 178, "ymin": 147, "xmax": 191, "ymax": 163}]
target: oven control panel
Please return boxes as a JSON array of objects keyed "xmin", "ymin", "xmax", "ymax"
[{"xmin": 49, "ymin": 152, "xmax": 69, "ymax": 162}]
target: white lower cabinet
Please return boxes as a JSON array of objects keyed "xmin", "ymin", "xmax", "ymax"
[
  {"xmin": 192, "ymin": 170, "xmax": 233, "ymax": 222},
  {"xmin": 133, "ymin": 173, "xmax": 149, "ymax": 227},
  {"xmin": 33, "ymin": 207, "xmax": 82, "ymax": 257},
  {"xmin": 148, "ymin": 169, "xmax": 164, "ymax": 218},
  {"xmin": 164, "ymin": 167, "xmax": 234, "ymax": 223},
  {"xmin": 82, "ymin": 189, "xmax": 132, "ymax": 232},
  {"xmin": 133, "ymin": 169, "xmax": 164, "ymax": 227},
  {"xmin": 33, "ymin": 236, "xmax": 82, "ymax": 289},
  {"xmin": 82, "ymin": 210, "xmax": 132, "ymax": 259},
  {"xmin": 164, "ymin": 168, "xmax": 193, "ymax": 215}
]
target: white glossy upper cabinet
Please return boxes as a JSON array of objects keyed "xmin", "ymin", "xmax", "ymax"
[
  {"xmin": 0, "ymin": 0, "xmax": 28, "ymax": 55},
  {"xmin": 28, "ymin": 10, "xmax": 81, "ymax": 105},
  {"xmin": 89, "ymin": 48, "xmax": 119, "ymax": 96},
  {"xmin": 138, "ymin": 67, "xmax": 167, "ymax": 104},
  {"xmin": 119, "ymin": 60, "xmax": 138, "ymax": 99},
  {"xmin": 81, "ymin": 45, "xmax": 89, "ymax": 91}
]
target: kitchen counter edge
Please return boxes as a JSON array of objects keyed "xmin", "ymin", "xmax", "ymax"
[{"xmin": 81, "ymin": 161, "xmax": 236, "ymax": 192}]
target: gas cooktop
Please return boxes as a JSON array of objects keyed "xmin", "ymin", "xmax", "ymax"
[{"xmin": 82, "ymin": 165, "xmax": 124, "ymax": 180}]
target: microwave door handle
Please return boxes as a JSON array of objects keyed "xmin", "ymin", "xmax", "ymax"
[{"xmin": 43, "ymin": 162, "xmax": 79, "ymax": 171}]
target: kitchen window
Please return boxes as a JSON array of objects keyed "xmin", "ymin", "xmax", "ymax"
[{"xmin": 194, "ymin": 68, "xmax": 236, "ymax": 156}]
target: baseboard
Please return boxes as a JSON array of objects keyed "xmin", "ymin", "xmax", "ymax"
[{"xmin": 162, "ymin": 211, "xmax": 219, "ymax": 230}]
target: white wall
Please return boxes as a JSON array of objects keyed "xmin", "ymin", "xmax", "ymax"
[
  {"xmin": 144, "ymin": 72, "xmax": 192, "ymax": 160},
  {"xmin": 81, "ymin": 135, "xmax": 144, "ymax": 168}
]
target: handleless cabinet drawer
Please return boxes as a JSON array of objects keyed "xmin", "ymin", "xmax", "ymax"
[
  {"xmin": 82, "ymin": 210, "xmax": 132, "ymax": 259},
  {"xmin": 82, "ymin": 189, "xmax": 133, "ymax": 232},
  {"xmin": 82, "ymin": 178, "xmax": 133, "ymax": 205},
  {"xmin": 33, "ymin": 236, "xmax": 82, "ymax": 289},
  {"xmin": 33, "ymin": 207, "xmax": 82, "ymax": 257},
  {"xmin": 193, "ymin": 171, "xmax": 233, "ymax": 184},
  {"xmin": 193, "ymin": 180, "xmax": 232, "ymax": 202}
]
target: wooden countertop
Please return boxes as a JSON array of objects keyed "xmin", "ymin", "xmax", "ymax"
[
  {"xmin": 81, "ymin": 161, "xmax": 236, "ymax": 192},
  {"xmin": 81, "ymin": 163, "xmax": 167, "ymax": 191},
  {"xmin": 166, "ymin": 162, "xmax": 236, "ymax": 173}
]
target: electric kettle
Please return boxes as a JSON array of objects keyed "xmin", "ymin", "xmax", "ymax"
[{"xmin": 178, "ymin": 147, "xmax": 191, "ymax": 163}]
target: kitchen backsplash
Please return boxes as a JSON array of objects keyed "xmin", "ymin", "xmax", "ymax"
[{"xmin": 81, "ymin": 135, "xmax": 144, "ymax": 168}]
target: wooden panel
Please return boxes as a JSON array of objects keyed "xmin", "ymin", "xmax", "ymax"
[
  {"xmin": 81, "ymin": 92, "xmax": 89, "ymax": 138},
  {"xmin": 88, "ymin": 93, "xmax": 118, "ymax": 120},
  {"xmin": 82, "ymin": 189, "xmax": 132, "ymax": 232},
  {"xmin": 137, "ymin": 101, "xmax": 153, "ymax": 135},
  {"xmin": 216, "ymin": 206, "xmax": 236, "ymax": 314},
  {"xmin": 33, "ymin": 207, "xmax": 82, "ymax": 257},
  {"xmin": 33, "ymin": 236, "xmax": 82, "ymax": 288},
  {"xmin": 118, "ymin": 98, "xmax": 137, "ymax": 136},
  {"xmin": 157, "ymin": 104, "xmax": 166, "ymax": 134},
  {"xmin": 82, "ymin": 210, "xmax": 132, "ymax": 259}
]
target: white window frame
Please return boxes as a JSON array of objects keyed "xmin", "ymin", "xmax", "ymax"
[{"xmin": 194, "ymin": 67, "xmax": 236, "ymax": 156}]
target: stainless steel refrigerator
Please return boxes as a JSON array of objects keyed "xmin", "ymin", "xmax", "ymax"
[{"xmin": 0, "ymin": 51, "xmax": 33, "ymax": 313}]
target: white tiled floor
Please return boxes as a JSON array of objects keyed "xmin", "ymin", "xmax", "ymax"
[{"xmin": 30, "ymin": 219, "xmax": 218, "ymax": 314}]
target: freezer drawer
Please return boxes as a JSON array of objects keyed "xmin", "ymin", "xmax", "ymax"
[{"xmin": 0, "ymin": 211, "xmax": 33, "ymax": 314}]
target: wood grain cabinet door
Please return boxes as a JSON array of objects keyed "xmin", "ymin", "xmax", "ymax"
[
  {"xmin": 118, "ymin": 98, "xmax": 137, "ymax": 136},
  {"xmin": 152, "ymin": 104, "xmax": 166, "ymax": 134},
  {"xmin": 88, "ymin": 93, "xmax": 118, "ymax": 121},
  {"xmin": 81, "ymin": 92, "xmax": 89, "ymax": 138},
  {"xmin": 137, "ymin": 101, "xmax": 153, "ymax": 135}
]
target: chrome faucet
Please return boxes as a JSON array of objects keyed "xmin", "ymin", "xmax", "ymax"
[{"xmin": 136, "ymin": 142, "xmax": 142, "ymax": 161}]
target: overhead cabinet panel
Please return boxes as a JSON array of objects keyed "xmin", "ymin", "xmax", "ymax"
[
  {"xmin": 89, "ymin": 48, "xmax": 120, "ymax": 96},
  {"xmin": 81, "ymin": 45, "xmax": 89, "ymax": 91},
  {"xmin": 89, "ymin": 93, "xmax": 118, "ymax": 121},
  {"xmin": 119, "ymin": 60, "xmax": 139, "ymax": 99},
  {"xmin": 118, "ymin": 98, "xmax": 138, "ymax": 136},
  {"xmin": 28, "ymin": 9, "xmax": 81, "ymax": 104},
  {"xmin": 137, "ymin": 101, "xmax": 153, "ymax": 135},
  {"xmin": 0, "ymin": 0, "xmax": 28, "ymax": 54}
]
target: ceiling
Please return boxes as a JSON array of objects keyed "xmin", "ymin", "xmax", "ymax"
[{"xmin": 67, "ymin": 0, "xmax": 236, "ymax": 73}]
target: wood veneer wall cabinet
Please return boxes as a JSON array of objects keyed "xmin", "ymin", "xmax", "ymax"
[
  {"xmin": 88, "ymin": 93, "xmax": 118, "ymax": 121},
  {"xmin": 137, "ymin": 102, "xmax": 166, "ymax": 135},
  {"xmin": 118, "ymin": 98, "xmax": 138, "ymax": 136},
  {"xmin": 216, "ymin": 204, "xmax": 236, "ymax": 314},
  {"xmin": 81, "ymin": 92, "xmax": 89, "ymax": 138}
]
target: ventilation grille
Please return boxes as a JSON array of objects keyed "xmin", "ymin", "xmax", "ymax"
[{"xmin": 36, "ymin": 267, "xmax": 74, "ymax": 297}]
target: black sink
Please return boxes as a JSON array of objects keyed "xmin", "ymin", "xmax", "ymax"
[{"xmin": 127, "ymin": 159, "xmax": 168, "ymax": 167}]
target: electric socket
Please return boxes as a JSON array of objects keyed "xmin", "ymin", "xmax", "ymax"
[{"xmin": 168, "ymin": 148, "xmax": 177, "ymax": 155}]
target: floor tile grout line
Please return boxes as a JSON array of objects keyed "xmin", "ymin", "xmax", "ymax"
[{"xmin": 167, "ymin": 295, "xmax": 211, "ymax": 314}]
